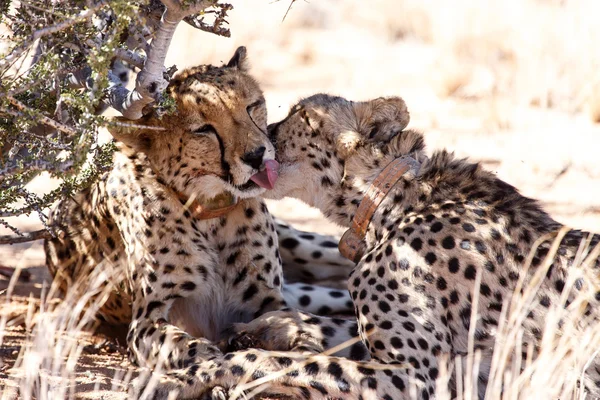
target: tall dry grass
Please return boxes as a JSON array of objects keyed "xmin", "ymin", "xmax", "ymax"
[
  {"xmin": 2, "ymin": 231, "xmax": 599, "ymax": 399},
  {"xmin": 437, "ymin": 228, "xmax": 600, "ymax": 400},
  {"xmin": 0, "ymin": 253, "xmax": 136, "ymax": 399}
]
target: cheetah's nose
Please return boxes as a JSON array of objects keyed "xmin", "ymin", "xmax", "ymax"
[{"xmin": 242, "ymin": 146, "xmax": 266, "ymax": 170}]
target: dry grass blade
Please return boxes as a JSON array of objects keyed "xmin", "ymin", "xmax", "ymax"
[
  {"xmin": 0, "ymin": 247, "xmax": 136, "ymax": 400},
  {"xmin": 436, "ymin": 226, "xmax": 600, "ymax": 400}
]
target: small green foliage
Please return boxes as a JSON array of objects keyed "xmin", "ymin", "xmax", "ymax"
[
  {"xmin": 157, "ymin": 88, "xmax": 178, "ymax": 118},
  {"xmin": 0, "ymin": 0, "xmax": 233, "ymax": 239},
  {"xmin": 0, "ymin": 0, "xmax": 148, "ymax": 232}
]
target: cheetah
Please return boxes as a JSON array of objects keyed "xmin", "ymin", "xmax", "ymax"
[
  {"xmin": 43, "ymin": 49, "xmax": 370, "ymax": 398},
  {"xmin": 225, "ymin": 93, "xmax": 600, "ymax": 399}
]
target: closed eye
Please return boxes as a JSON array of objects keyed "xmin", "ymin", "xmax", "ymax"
[
  {"xmin": 246, "ymin": 100, "xmax": 265, "ymax": 113},
  {"xmin": 247, "ymin": 99, "xmax": 267, "ymax": 133},
  {"xmin": 192, "ymin": 124, "xmax": 216, "ymax": 135}
]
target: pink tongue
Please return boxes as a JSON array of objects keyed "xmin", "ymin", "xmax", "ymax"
[{"xmin": 250, "ymin": 159, "xmax": 279, "ymax": 190}]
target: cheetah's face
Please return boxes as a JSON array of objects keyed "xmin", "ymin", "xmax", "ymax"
[
  {"xmin": 266, "ymin": 94, "xmax": 410, "ymax": 201},
  {"xmin": 109, "ymin": 47, "xmax": 277, "ymax": 201}
]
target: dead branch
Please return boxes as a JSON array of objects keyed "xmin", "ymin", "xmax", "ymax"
[
  {"xmin": 0, "ymin": 2, "xmax": 108, "ymax": 69},
  {"xmin": 0, "ymin": 229, "xmax": 52, "ymax": 245},
  {"xmin": 184, "ymin": 3, "xmax": 233, "ymax": 37}
]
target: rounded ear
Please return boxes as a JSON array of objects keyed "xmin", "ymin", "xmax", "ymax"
[
  {"xmin": 354, "ymin": 96, "xmax": 410, "ymax": 141},
  {"xmin": 226, "ymin": 46, "xmax": 249, "ymax": 71},
  {"xmin": 107, "ymin": 116, "xmax": 157, "ymax": 152},
  {"xmin": 336, "ymin": 96, "xmax": 410, "ymax": 158}
]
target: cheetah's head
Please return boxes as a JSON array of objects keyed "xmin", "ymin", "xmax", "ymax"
[
  {"xmin": 108, "ymin": 47, "xmax": 277, "ymax": 201},
  {"xmin": 266, "ymin": 93, "xmax": 421, "ymax": 204}
]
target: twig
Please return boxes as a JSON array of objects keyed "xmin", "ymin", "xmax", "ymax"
[
  {"xmin": 0, "ymin": 159, "xmax": 73, "ymax": 181},
  {"xmin": 118, "ymin": 0, "xmax": 215, "ymax": 119},
  {"xmin": 282, "ymin": 0, "xmax": 297, "ymax": 22},
  {"xmin": 5, "ymin": 95, "xmax": 79, "ymax": 136},
  {"xmin": 0, "ymin": 229, "xmax": 52, "ymax": 245},
  {"xmin": 0, "ymin": 2, "xmax": 107, "ymax": 68}
]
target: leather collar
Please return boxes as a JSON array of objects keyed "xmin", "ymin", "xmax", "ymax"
[
  {"xmin": 339, "ymin": 156, "xmax": 420, "ymax": 263},
  {"xmin": 174, "ymin": 190, "xmax": 241, "ymax": 220}
]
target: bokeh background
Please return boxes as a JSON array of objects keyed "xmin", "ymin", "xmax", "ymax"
[{"xmin": 1, "ymin": 0, "xmax": 599, "ymax": 395}]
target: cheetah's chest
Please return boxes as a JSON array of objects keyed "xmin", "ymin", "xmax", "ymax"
[{"xmin": 168, "ymin": 282, "xmax": 255, "ymax": 342}]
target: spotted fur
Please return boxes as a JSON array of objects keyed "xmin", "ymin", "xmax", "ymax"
[
  {"xmin": 44, "ymin": 51, "xmax": 367, "ymax": 399},
  {"xmin": 227, "ymin": 93, "xmax": 600, "ymax": 399}
]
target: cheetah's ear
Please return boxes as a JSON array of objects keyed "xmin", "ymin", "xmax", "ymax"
[
  {"xmin": 107, "ymin": 116, "xmax": 157, "ymax": 152},
  {"xmin": 226, "ymin": 46, "xmax": 249, "ymax": 72},
  {"xmin": 354, "ymin": 96, "xmax": 410, "ymax": 141},
  {"xmin": 336, "ymin": 96, "xmax": 410, "ymax": 158}
]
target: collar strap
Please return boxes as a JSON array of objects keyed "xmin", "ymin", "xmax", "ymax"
[
  {"xmin": 339, "ymin": 156, "xmax": 419, "ymax": 263},
  {"xmin": 174, "ymin": 191, "xmax": 241, "ymax": 220}
]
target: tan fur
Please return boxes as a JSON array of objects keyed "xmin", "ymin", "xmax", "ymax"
[{"xmin": 44, "ymin": 52, "xmax": 364, "ymax": 399}]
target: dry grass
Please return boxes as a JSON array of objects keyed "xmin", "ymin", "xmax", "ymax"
[
  {"xmin": 4, "ymin": 232, "xmax": 598, "ymax": 399},
  {"xmin": 437, "ymin": 230, "xmax": 600, "ymax": 400},
  {"xmin": 0, "ymin": 252, "xmax": 134, "ymax": 400},
  {"xmin": 2, "ymin": 0, "xmax": 600, "ymax": 398}
]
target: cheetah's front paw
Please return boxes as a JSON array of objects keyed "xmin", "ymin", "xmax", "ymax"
[
  {"xmin": 222, "ymin": 329, "xmax": 260, "ymax": 353},
  {"xmin": 221, "ymin": 311, "xmax": 325, "ymax": 355},
  {"xmin": 201, "ymin": 386, "xmax": 228, "ymax": 400}
]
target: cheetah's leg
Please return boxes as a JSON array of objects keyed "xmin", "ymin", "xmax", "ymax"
[
  {"xmin": 227, "ymin": 302, "xmax": 449, "ymax": 398},
  {"xmin": 133, "ymin": 349, "xmax": 417, "ymax": 400},
  {"xmin": 276, "ymin": 218, "xmax": 355, "ymax": 283},
  {"xmin": 127, "ymin": 287, "xmax": 223, "ymax": 370},
  {"xmin": 225, "ymin": 310, "xmax": 371, "ymax": 361},
  {"xmin": 282, "ymin": 282, "xmax": 354, "ymax": 315},
  {"xmin": 276, "ymin": 218, "xmax": 356, "ymax": 314}
]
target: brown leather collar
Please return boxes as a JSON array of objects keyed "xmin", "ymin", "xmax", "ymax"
[
  {"xmin": 339, "ymin": 156, "xmax": 420, "ymax": 263},
  {"xmin": 174, "ymin": 190, "xmax": 241, "ymax": 220}
]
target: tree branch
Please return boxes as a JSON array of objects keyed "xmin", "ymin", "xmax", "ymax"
[
  {"xmin": 118, "ymin": 0, "xmax": 215, "ymax": 120},
  {"xmin": 114, "ymin": 48, "xmax": 146, "ymax": 70},
  {"xmin": 5, "ymin": 95, "xmax": 79, "ymax": 136},
  {"xmin": 0, "ymin": 229, "xmax": 52, "ymax": 245},
  {"xmin": 0, "ymin": 2, "xmax": 107, "ymax": 69}
]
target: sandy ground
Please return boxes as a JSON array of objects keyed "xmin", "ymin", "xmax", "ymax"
[{"xmin": 1, "ymin": 0, "xmax": 599, "ymax": 398}]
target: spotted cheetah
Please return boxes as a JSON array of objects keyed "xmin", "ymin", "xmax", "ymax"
[
  {"xmin": 43, "ymin": 49, "xmax": 368, "ymax": 398},
  {"xmin": 226, "ymin": 93, "xmax": 600, "ymax": 399}
]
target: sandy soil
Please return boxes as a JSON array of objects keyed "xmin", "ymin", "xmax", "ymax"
[{"xmin": 1, "ymin": 0, "xmax": 599, "ymax": 398}]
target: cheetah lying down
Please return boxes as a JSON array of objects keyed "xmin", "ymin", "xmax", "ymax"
[
  {"xmin": 44, "ymin": 49, "xmax": 364, "ymax": 398},
  {"xmin": 225, "ymin": 94, "xmax": 600, "ymax": 399}
]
